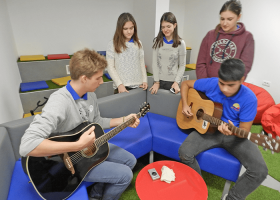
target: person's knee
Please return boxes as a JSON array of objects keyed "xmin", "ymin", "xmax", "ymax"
[
  {"xmin": 119, "ymin": 166, "xmax": 133, "ymax": 185},
  {"xmin": 248, "ymin": 162, "xmax": 268, "ymax": 183},
  {"xmin": 178, "ymin": 145, "xmax": 194, "ymax": 163},
  {"xmin": 257, "ymin": 163, "xmax": 268, "ymax": 182}
]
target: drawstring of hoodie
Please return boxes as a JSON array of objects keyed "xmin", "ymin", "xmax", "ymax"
[{"xmin": 210, "ymin": 33, "xmax": 235, "ymax": 64}]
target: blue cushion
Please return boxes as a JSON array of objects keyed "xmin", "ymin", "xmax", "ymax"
[
  {"xmin": 97, "ymin": 51, "xmax": 106, "ymax": 56},
  {"xmin": 7, "ymin": 160, "xmax": 89, "ymax": 200},
  {"xmin": 147, "ymin": 112, "xmax": 241, "ymax": 182},
  {"xmin": 105, "ymin": 115, "xmax": 152, "ymax": 159},
  {"xmin": 20, "ymin": 81, "xmax": 49, "ymax": 92}
]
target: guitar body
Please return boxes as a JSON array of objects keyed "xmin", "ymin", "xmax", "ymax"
[
  {"xmin": 22, "ymin": 123, "xmax": 109, "ymax": 200},
  {"xmin": 176, "ymin": 88, "xmax": 223, "ymax": 134}
]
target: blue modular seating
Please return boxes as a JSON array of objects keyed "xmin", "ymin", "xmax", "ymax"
[
  {"xmin": 0, "ymin": 88, "xmax": 241, "ymax": 200},
  {"xmin": 20, "ymin": 81, "xmax": 49, "ymax": 92}
]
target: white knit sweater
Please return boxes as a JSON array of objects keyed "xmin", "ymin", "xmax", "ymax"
[{"xmin": 106, "ymin": 40, "xmax": 147, "ymax": 89}]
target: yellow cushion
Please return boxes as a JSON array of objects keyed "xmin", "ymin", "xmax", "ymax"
[
  {"xmin": 186, "ymin": 63, "xmax": 196, "ymax": 69},
  {"xmin": 20, "ymin": 55, "xmax": 45, "ymax": 61},
  {"xmin": 51, "ymin": 76, "xmax": 71, "ymax": 86},
  {"xmin": 23, "ymin": 112, "xmax": 41, "ymax": 118},
  {"xmin": 186, "ymin": 47, "xmax": 192, "ymax": 50}
]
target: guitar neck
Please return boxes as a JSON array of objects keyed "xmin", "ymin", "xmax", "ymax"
[
  {"xmin": 202, "ymin": 112, "xmax": 249, "ymax": 138},
  {"xmin": 94, "ymin": 113, "xmax": 141, "ymax": 148}
]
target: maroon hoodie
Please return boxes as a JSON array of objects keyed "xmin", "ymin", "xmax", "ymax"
[{"xmin": 196, "ymin": 22, "xmax": 254, "ymax": 79}]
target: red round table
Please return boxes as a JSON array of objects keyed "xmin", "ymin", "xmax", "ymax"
[{"xmin": 136, "ymin": 161, "xmax": 208, "ymax": 200}]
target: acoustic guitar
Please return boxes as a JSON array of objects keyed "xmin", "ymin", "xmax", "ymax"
[
  {"xmin": 176, "ymin": 88, "xmax": 280, "ymax": 153},
  {"xmin": 22, "ymin": 103, "xmax": 150, "ymax": 200}
]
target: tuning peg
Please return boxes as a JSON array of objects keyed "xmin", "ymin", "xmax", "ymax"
[
  {"xmin": 271, "ymin": 151, "xmax": 274, "ymax": 154},
  {"xmin": 268, "ymin": 133, "xmax": 272, "ymax": 138},
  {"xmin": 263, "ymin": 147, "xmax": 267, "ymax": 151},
  {"xmin": 261, "ymin": 131, "xmax": 265, "ymax": 135},
  {"xmin": 276, "ymin": 136, "xmax": 280, "ymax": 141}
]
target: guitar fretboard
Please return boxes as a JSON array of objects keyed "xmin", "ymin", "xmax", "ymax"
[
  {"xmin": 94, "ymin": 112, "xmax": 141, "ymax": 148},
  {"xmin": 199, "ymin": 111, "xmax": 249, "ymax": 138}
]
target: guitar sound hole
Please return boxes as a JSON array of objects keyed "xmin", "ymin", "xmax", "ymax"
[{"xmin": 196, "ymin": 109, "xmax": 204, "ymax": 120}]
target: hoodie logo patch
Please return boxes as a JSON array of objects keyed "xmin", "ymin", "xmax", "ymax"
[{"xmin": 210, "ymin": 39, "xmax": 237, "ymax": 63}]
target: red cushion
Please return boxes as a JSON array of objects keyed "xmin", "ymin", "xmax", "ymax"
[
  {"xmin": 261, "ymin": 104, "xmax": 280, "ymax": 138},
  {"xmin": 47, "ymin": 54, "xmax": 70, "ymax": 60},
  {"xmin": 242, "ymin": 82, "xmax": 275, "ymax": 124}
]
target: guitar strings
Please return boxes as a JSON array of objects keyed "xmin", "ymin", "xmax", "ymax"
[{"xmin": 69, "ymin": 113, "xmax": 141, "ymax": 165}]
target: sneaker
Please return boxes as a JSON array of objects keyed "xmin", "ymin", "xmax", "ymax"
[{"xmin": 222, "ymin": 194, "xmax": 228, "ymax": 200}]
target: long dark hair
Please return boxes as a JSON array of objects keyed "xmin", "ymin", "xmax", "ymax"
[
  {"xmin": 215, "ymin": 0, "xmax": 242, "ymax": 34},
  {"xmin": 153, "ymin": 12, "xmax": 181, "ymax": 49},
  {"xmin": 113, "ymin": 13, "xmax": 141, "ymax": 53}
]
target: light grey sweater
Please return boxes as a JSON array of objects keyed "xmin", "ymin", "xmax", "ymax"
[
  {"xmin": 106, "ymin": 40, "xmax": 147, "ymax": 89},
  {"xmin": 152, "ymin": 40, "xmax": 186, "ymax": 83},
  {"xmin": 19, "ymin": 87, "xmax": 111, "ymax": 157}
]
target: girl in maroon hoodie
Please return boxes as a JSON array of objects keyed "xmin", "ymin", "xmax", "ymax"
[{"xmin": 196, "ymin": 0, "xmax": 254, "ymax": 79}]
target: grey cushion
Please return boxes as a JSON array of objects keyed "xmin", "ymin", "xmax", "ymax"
[
  {"xmin": 0, "ymin": 127, "xmax": 16, "ymax": 200},
  {"xmin": 98, "ymin": 88, "xmax": 147, "ymax": 118},
  {"xmin": 147, "ymin": 88, "xmax": 181, "ymax": 119},
  {"xmin": 1, "ymin": 116, "xmax": 34, "ymax": 160}
]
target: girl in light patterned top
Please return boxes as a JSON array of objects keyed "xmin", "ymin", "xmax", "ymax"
[
  {"xmin": 106, "ymin": 13, "xmax": 147, "ymax": 94},
  {"xmin": 149, "ymin": 12, "xmax": 186, "ymax": 94}
]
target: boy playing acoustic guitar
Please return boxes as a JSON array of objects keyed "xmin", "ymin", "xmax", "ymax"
[
  {"xmin": 20, "ymin": 48, "xmax": 140, "ymax": 200},
  {"xmin": 179, "ymin": 58, "xmax": 267, "ymax": 200}
]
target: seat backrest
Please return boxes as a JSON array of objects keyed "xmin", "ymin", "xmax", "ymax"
[
  {"xmin": 0, "ymin": 127, "xmax": 16, "ymax": 200},
  {"xmin": 1, "ymin": 116, "xmax": 34, "ymax": 160},
  {"xmin": 147, "ymin": 89, "xmax": 181, "ymax": 118},
  {"xmin": 97, "ymin": 88, "xmax": 147, "ymax": 118}
]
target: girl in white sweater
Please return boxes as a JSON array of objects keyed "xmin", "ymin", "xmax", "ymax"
[
  {"xmin": 150, "ymin": 12, "xmax": 186, "ymax": 94},
  {"xmin": 107, "ymin": 13, "xmax": 147, "ymax": 94}
]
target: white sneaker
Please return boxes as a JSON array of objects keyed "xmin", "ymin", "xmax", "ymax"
[{"xmin": 222, "ymin": 194, "xmax": 228, "ymax": 200}]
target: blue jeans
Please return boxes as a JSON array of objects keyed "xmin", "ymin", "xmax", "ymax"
[
  {"xmin": 178, "ymin": 130, "xmax": 268, "ymax": 200},
  {"xmin": 84, "ymin": 143, "xmax": 136, "ymax": 200}
]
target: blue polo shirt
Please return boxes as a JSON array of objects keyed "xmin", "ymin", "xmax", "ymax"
[
  {"xmin": 194, "ymin": 78, "xmax": 257, "ymax": 127},
  {"xmin": 66, "ymin": 80, "xmax": 88, "ymax": 100}
]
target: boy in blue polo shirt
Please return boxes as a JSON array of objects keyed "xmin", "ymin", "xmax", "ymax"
[{"xmin": 178, "ymin": 58, "xmax": 268, "ymax": 200}]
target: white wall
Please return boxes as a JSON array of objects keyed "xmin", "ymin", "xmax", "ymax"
[
  {"xmin": 133, "ymin": 0, "xmax": 157, "ymax": 73},
  {"xmin": 0, "ymin": 0, "xmax": 23, "ymax": 124},
  {"xmin": 169, "ymin": 0, "xmax": 185, "ymax": 39},
  {"xmin": 7, "ymin": 0, "xmax": 134, "ymax": 55},
  {"xmin": 155, "ymin": 0, "xmax": 170, "ymax": 37},
  {"xmin": 183, "ymin": 0, "xmax": 280, "ymax": 103}
]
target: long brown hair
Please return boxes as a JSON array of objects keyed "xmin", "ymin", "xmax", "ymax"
[
  {"xmin": 113, "ymin": 13, "xmax": 141, "ymax": 53},
  {"xmin": 215, "ymin": 0, "xmax": 242, "ymax": 34},
  {"xmin": 153, "ymin": 12, "xmax": 181, "ymax": 49}
]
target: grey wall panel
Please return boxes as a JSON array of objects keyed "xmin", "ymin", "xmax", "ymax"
[
  {"xmin": 18, "ymin": 59, "xmax": 70, "ymax": 83},
  {"xmin": 94, "ymin": 81, "xmax": 114, "ymax": 99},
  {"xmin": 0, "ymin": 127, "xmax": 15, "ymax": 200},
  {"xmin": 184, "ymin": 70, "xmax": 197, "ymax": 80},
  {"xmin": 20, "ymin": 89, "xmax": 58, "ymax": 114}
]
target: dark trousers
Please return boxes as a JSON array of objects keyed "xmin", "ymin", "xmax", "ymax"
[
  {"xmin": 159, "ymin": 80, "xmax": 173, "ymax": 90},
  {"xmin": 178, "ymin": 130, "xmax": 268, "ymax": 200}
]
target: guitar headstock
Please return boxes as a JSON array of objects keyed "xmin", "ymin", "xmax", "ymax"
[
  {"xmin": 139, "ymin": 102, "xmax": 150, "ymax": 117},
  {"xmin": 250, "ymin": 131, "xmax": 280, "ymax": 154}
]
